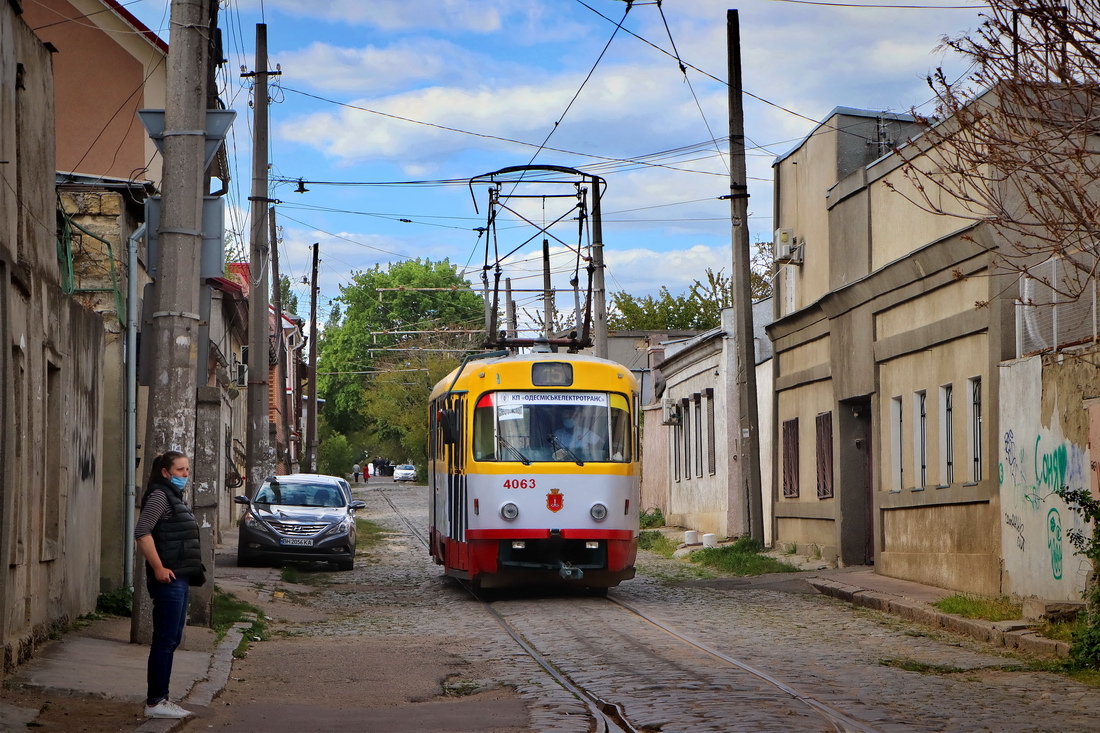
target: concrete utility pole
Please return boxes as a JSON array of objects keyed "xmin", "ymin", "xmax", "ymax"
[
  {"xmin": 590, "ymin": 175, "xmax": 608, "ymax": 358},
  {"xmin": 726, "ymin": 9, "xmax": 764, "ymax": 544},
  {"xmin": 245, "ymin": 24, "xmax": 275, "ymax": 495},
  {"xmin": 133, "ymin": 0, "xmax": 212, "ymax": 644},
  {"xmin": 303, "ymin": 243, "xmax": 320, "ymax": 472}
]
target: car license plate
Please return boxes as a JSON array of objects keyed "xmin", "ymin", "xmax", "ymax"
[{"xmin": 279, "ymin": 538, "xmax": 313, "ymax": 547}]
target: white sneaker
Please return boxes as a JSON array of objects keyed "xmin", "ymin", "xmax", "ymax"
[{"xmin": 143, "ymin": 700, "xmax": 193, "ymax": 719}]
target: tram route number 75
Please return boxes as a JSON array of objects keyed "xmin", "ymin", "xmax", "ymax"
[{"xmin": 503, "ymin": 478, "xmax": 537, "ymax": 489}]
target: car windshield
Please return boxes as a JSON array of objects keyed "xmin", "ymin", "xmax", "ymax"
[
  {"xmin": 472, "ymin": 391, "xmax": 631, "ymax": 463},
  {"xmin": 254, "ymin": 482, "xmax": 345, "ymax": 508},
  {"xmin": 398, "ymin": 465, "xmax": 414, "ymax": 471}
]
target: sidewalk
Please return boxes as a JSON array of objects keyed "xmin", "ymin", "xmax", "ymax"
[{"xmin": 0, "ymin": 603, "xmax": 247, "ymax": 732}]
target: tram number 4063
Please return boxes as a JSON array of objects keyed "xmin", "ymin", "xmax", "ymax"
[{"xmin": 502, "ymin": 478, "xmax": 537, "ymax": 489}]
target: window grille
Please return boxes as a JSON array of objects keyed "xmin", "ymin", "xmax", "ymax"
[
  {"xmin": 816, "ymin": 412, "xmax": 834, "ymax": 499},
  {"xmin": 782, "ymin": 418, "xmax": 799, "ymax": 498}
]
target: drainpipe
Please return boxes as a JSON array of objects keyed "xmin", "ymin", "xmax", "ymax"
[{"xmin": 124, "ymin": 224, "xmax": 145, "ymax": 587}]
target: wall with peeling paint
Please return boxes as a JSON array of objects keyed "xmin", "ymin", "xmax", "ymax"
[
  {"xmin": 1, "ymin": 6, "xmax": 106, "ymax": 678},
  {"xmin": 999, "ymin": 353, "xmax": 1096, "ymax": 601}
]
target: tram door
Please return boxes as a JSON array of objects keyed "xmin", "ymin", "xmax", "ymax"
[{"xmin": 444, "ymin": 395, "xmax": 469, "ymax": 568}]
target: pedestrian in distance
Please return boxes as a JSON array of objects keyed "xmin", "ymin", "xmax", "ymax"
[
  {"xmin": 134, "ymin": 450, "xmax": 207, "ymax": 720},
  {"xmin": 353, "ymin": 463, "xmax": 361, "ymax": 483}
]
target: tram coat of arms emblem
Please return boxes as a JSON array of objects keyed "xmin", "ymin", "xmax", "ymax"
[{"xmin": 546, "ymin": 488, "xmax": 564, "ymax": 513}]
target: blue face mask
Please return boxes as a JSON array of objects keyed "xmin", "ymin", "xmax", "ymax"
[
  {"xmin": 170, "ymin": 476, "xmax": 188, "ymax": 489},
  {"xmin": 563, "ymin": 418, "xmax": 574, "ymax": 429}
]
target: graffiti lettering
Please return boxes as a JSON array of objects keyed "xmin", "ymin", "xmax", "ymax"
[{"xmin": 1004, "ymin": 513, "xmax": 1025, "ymax": 550}]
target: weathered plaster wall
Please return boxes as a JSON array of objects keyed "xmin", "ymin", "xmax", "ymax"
[{"xmin": 999, "ymin": 354, "xmax": 1096, "ymax": 601}]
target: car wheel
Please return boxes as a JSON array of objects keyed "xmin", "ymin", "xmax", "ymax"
[{"xmin": 334, "ymin": 559, "xmax": 354, "ymax": 571}]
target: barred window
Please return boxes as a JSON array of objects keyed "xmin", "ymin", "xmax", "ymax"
[
  {"xmin": 782, "ymin": 418, "xmax": 799, "ymax": 498},
  {"xmin": 815, "ymin": 412, "xmax": 833, "ymax": 499}
]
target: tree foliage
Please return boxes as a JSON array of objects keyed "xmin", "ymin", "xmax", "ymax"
[
  {"xmin": 607, "ymin": 254, "xmax": 772, "ymax": 331},
  {"xmin": 893, "ymin": 0, "xmax": 1100, "ymax": 303},
  {"xmin": 317, "ymin": 258, "xmax": 484, "ymax": 435},
  {"xmin": 278, "ymin": 275, "xmax": 299, "ymax": 316}
]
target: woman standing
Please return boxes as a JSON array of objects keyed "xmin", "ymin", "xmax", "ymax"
[{"xmin": 134, "ymin": 451, "xmax": 205, "ymax": 719}]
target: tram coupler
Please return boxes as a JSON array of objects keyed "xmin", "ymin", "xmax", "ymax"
[{"xmin": 559, "ymin": 562, "xmax": 584, "ymax": 580}]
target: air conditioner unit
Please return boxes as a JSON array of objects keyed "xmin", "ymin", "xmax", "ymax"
[
  {"xmin": 661, "ymin": 398, "xmax": 681, "ymax": 426},
  {"xmin": 774, "ymin": 229, "xmax": 803, "ymax": 265},
  {"xmin": 235, "ymin": 363, "xmax": 248, "ymax": 387}
]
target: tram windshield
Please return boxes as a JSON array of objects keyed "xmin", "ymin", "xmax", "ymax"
[{"xmin": 473, "ymin": 391, "xmax": 631, "ymax": 463}]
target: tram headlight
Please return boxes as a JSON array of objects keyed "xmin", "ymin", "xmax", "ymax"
[
  {"xmin": 590, "ymin": 503, "xmax": 608, "ymax": 521},
  {"xmin": 501, "ymin": 502, "xmax": 519, "ymax": 521}
]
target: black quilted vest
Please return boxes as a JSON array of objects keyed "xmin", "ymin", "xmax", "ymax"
[{"xmin": 144, "ymin": 480, "xmax": 202, "ymax": 579}]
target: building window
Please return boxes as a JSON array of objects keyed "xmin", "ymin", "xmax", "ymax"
[
  {"xmin": 682, "ymin": 397, "xmax": 692, "ymax": 480},
  {"xmin": 42, "ymin": 359, "xmax": 61, "ymax": 560},
  {"xmin": 968, "ymin": 376, "xmax": 982, "ymax": 482},
  {"xmin": 694, "ymin": 394, "xmax": 703, "ymax": 478},
  {"xmin": 782, "ymin": 418, "xmax": 799, "ymax": 498},
  {"xmin": 816, "ymin": 411, "xmax": 834, "ymax": 499},
  {"xmin": 940, "ymin": 384, "xmax": 954, "ymax": 485},
  {"xmin": 673, "ymin": 419, "xmax": 681, "ymax": 482},
  {"xmin": 706, "ymin": 388, "xmax": 716, "ymax": 475},
  {"xmin": 913, "ymin": 390, "xmax": 927, "ymax": 489},
  {"xmin": 890, "ymin": 396, "xmax": 903, "ymax": 491}
]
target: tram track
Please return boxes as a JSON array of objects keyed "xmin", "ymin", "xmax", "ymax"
[{"xmin": 373, "ymin": 483, "xmax": 881, "ymax": 733}]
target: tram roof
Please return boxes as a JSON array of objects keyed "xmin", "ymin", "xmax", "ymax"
[{"xmin": 431, "ymin": 350, "xmax": 637, "ymax": 400}]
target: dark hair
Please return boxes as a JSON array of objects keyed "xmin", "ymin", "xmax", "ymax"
[{"xmin": 141, "ymin": 451, "xmax": 187, "ymax": 505}]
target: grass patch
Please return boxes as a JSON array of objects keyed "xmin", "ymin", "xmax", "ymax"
[
  {"xmin": 879, "ymin": 658, "xmax": 1025, "ymax": 675},
  {"xmin": 640, "ymin": 507, "xmax": 665, "ymax": 530},
  {"xmin": 355, "ymin": 516, "xmax": 388, "ymax": 551},
  {"xmin": 688, "ymin": 537, "xmax": 799, "ymax": 576},
  {"xmin": 1039, "ymin": 617, "xmax": 1081, "ymax": 643},
  {"xmin": 638, "ymin": 530, "xmax": 679, "ymax": 557},
  {"xmin": 933, "ymin": 594, "xmax": 1022, "ymax": 622},
  {"xmin": 96, "ymin": 586, "xmax": 133, "ymax": 617},
  {"xmin": 212, "ymin": 589, "xmax": 268, "ymax": 658}
]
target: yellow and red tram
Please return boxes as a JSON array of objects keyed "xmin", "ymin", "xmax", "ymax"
[{"xmin": 428, "ymin": 350, "xmax": 640, "ymax": 591}]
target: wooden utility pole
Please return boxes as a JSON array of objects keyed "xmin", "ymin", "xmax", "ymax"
[
  {"xmin": 133, "ymin": 0, "xmax": 211, "ymax": 643},
  {"xmin": 726, "ymin": 9, "xmax": 764, "ymax": 544},
  {"xmin": 245, "ymin": 24, "xmax": 274, "ymax": 495},
  {"xmin": 542, "ymin": 239, "xmax": 553, "ymax": 338},
  {"xmin": 269, "ymin": 207, "xmax": 293, "ymax": 471},
  {"xmin": 303, "ymin": 243, "xmax": 320, "ymax": 472}
]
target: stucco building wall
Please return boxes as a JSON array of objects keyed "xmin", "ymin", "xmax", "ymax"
[{"xmin": 1, "ymin": 6, "xmax": 105, "ymax": 676}]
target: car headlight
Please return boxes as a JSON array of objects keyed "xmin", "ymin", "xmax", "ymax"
[
  {"xmin": 323, "ymin": 517, "xmax": 353, "ymax": 537},
  {"xmin": 243, "ymin": 512, "xmax": 268, "ymax": 532},
  {"xmin": 501, "ymin": 502, "xmax": 519, "ymax": 521},
  {"xmin": 590, "ymin": 503, "xmax": 608, "ymax": 521}
]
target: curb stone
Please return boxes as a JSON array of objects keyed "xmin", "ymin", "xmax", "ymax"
[
  {"xmin": 132, "ymin": 621, "xmax": 249, "ymax": 733},
  {"xmin": 808, "ymin": 578, "xmax": 1071, "ymax": 659}
]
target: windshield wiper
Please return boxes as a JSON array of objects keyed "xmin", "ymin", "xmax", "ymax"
[
  {"xmin": 498, "ymin": 435, "xmax": 531, "ymax": 465},
  {"xmin": 548, "ymin": 434, "xmax": 584, "ymax": 466}
]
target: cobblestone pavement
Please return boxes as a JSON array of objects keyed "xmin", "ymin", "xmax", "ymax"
[
  {"xmin": 360, "ymin": 484, "xmax": 1100, "ymax": 730},
  {"xmin": 196, "ymin": 483, "xmax": 1100, "ymax": 732}
]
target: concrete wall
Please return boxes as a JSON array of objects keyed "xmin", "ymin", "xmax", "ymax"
[
  {"xmin": 999, "ymin": 353, "xmax": 1097, "ymax": 601},
  {"xmin": 1, "ymin": 7, "xmax": 106, "ymax": 675}
]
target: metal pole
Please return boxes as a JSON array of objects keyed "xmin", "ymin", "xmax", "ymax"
[
  {"xmin": 134, "ymin": 0, "xmax": 211, "ymax": 643},
  {"xmin": 245, "ymin": 24, "xmax": 274, "ymax": 496},
  {"xmin": 543, "ymin": 239, "xmax": 553, "ymax": 338},
  {"xmin": 590, "ymin": 175, "xmax": 608, "ymax": 358},
  {"xmin": 304, "ymin": 243, "xmax": 320, "ymax": 472},
  {"xmin": 727, "ymin": 9, "xmax": 764, "ymax": 543}
]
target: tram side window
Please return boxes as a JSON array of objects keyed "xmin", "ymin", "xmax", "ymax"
[
  {"xmin": 609, "ymin": 394, "xmax": 631, "ymax": 462},
  {"xmin": 473, "ymin": 401, "xmax": 495, "ymax": 460}
]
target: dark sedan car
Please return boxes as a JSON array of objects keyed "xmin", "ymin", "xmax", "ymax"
[{"xmin": 235, "ymin": 475, "xmax": 366, "ymax": 570}]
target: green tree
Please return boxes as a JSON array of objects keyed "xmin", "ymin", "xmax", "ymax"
[
  {"xmin": 608, "ymin": 257, "xmax": 772, "ymax": 332},
  {"xmin": 316, "ymin": 432, "xmax": 357, "ymax": 478},
  {"xmin": 278, "ymin": 275, "xmax": 299, "ymax": 316},
  {"xmin": 317, "ymin": 258, "xmax": 484, "ymax": 435}
]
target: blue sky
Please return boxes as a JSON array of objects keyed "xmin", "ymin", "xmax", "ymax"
[{"xmin": 123, "ymin": 0, "xmax": 986, "ymax": 327}]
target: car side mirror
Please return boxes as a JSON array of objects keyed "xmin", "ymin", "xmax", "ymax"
[
  {"xmin": 349, "ymin": 500, "xmax": 366, "ymax": 511},
  {"xmin": 233, "ymin": 495, "xmax": 250, "ymax": 505}
]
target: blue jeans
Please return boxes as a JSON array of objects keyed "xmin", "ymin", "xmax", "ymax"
[{"xmin": 146, "ymin": 575, "xmax": 190, "ymax": 705}]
